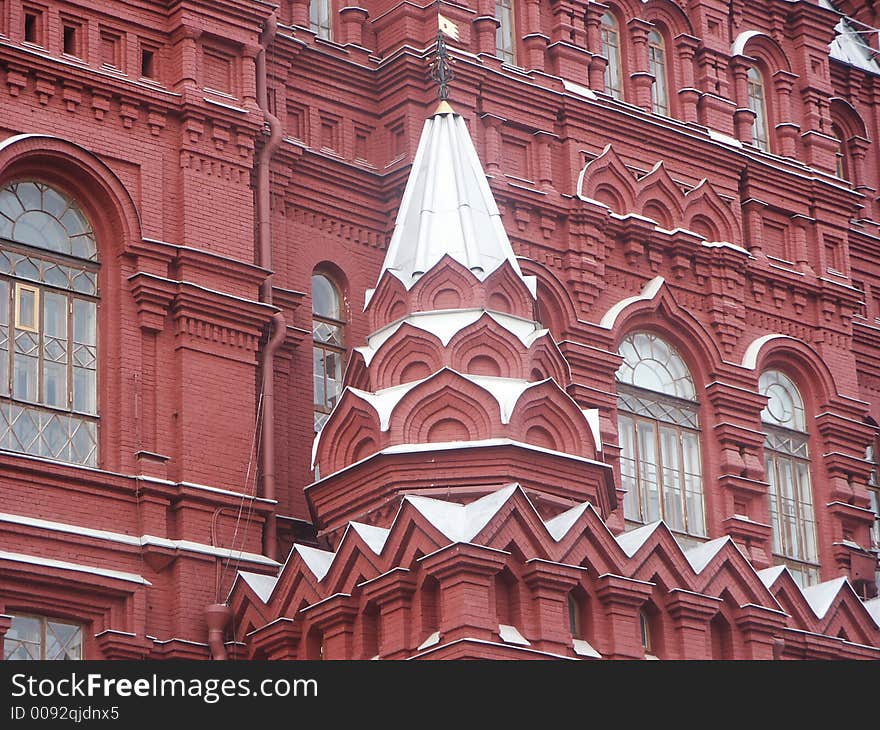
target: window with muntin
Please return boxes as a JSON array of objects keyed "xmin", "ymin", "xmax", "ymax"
[
  {"xmin": 0, "ymin": 181, "xmax": 98, "ymax": 466},
  {"xmin": 760, "ymin": 369, "xmax": 819, "ymax": 587},
  {"xmin": 648, "ymin": 30, "xmax": 669, "ymax": 116},
  {"xmin": 747, "ymin": 67, "xmax": 770, "ymax": 152},
  {"xmin": 616, "ymin": 332, "xmax": 706, "ymax": 539},
  {"xmin": 495, "ymin": 0, "xmax": 516, "ymax": 65},
  {"xmin": 4, "ymin": 614, "xmax": 83, "ymax": 660},
  {"xmin": 601, "ymin": 12, "xmax": 623, "ymax": 100},
  {"xmin": 312, "ymin": 273, "xmax": 345, "ymax": 432}
]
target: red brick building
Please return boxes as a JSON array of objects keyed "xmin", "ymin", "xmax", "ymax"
[{"xmin": 1, "ymin": 0, "xmax": 879, "ymax": 660}]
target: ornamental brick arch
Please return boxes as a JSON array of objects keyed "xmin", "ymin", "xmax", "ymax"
[
  {"xmin": 636, "ymin": 161, "xmax": 685, "ymax": 228},
  {"xmin": 509, "ymin": 381, "xmax": 597, "ymax": 459},
  {"xmin": 412, "ymin": 255, "xmax": 480, "ymax": 312},
  {"xmin": 395, "ymin": 370, "xmax": 501, "ymax": 445},
  {"xmin": 0, "ymin": 134, "xmax": 143, "ymax": 252},
  {"xmin": 527, "ymin": 335, "xmax": 572, "ymax": 386},
  {"xmin": 577, "ymin": 145, "xmax": 638, "ymax": 214},
  {"xmin": 695, "ymin": 542, "xmax": 781, "ymax": 610},
  {"xmin": 366, "ymin": 271, "xmax": 408, "ymax": 330},
  {"xmin": 683, "ymin": 179, "xmax": 741, "ymax": 244},
  {"xmin": 641, "ymin": 0, "xmax": 694, "ymax": 39},
  {"xmin": 368, "ymin": 323, "xmax": 445, "ymax": 389},
  {"xmin": 480, "ymin": 262, "xmax": 537, "ymax": 319},
  {"xmin": 734, "ymin": 31, "xmax": 793, "ymax": 77},
  {"xmin": 447, "ymin": 317, "xmax": 528, "ymax": 379},
  {"xmin": 518, "ymin": 257, "xmax": 580, "ymax": 339},
  {"xmin": 314, "ymin": 392, "xmax": 382, "ymax": 474},
  {"xmin": 0, "ymin": 134, "xmax": 144, "ymax": 473}
]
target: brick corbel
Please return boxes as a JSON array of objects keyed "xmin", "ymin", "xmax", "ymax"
[
  {"xmin": 95, "ymin": 630, "xmax": 152, "ymax": 660},
  {"xmin": 667, "ymin": 589, "xmax": 722, "ymax": 659},
  {"xmin": 300, "ymin": 594, "xmax": 360, "ymax": 659},
  {"xmin": 595, "ymin": 573, "xmax": 654, "ymax": 659},
  {"xmin": 360, "ymin": 567, "xmax": 418, "ymax": 658},
  {"xmin": 522, "ymin": 559, "xmax": 587, "ymax": 654},
  {"xmin": 129, "ymin": 273, "xmax": 176, "ymax": 333},
  {"xmin": 420, "ymin": 543, "xmax": 508, "ymax": 644},
  {"xmin": 733, "ymin": 603, "xmax": 788, "ymax": 659},
  {"xmin": 247, "ymin": 617, "xmax": 302, "ymax": 660}
]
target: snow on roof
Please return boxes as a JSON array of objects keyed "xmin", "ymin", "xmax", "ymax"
[
  {"xmin": 404, "ymin": 483, "xmax": 520, "ymax": 542},
  {"xmin": 498, "ymin": 624, "xmax": 531, "ymax": 646},
  {"xmin": 0, "ymin": 548, "xmax": 151, "ymax": 585},
  {"xmin": 864, "ymin": 597, "xmax": 880, "ymax": 629},
  {"xmin": 341, "ymin": 369, "xmax": 556, "ymax": 432},
  {"xmin": 701, "ymin": 241, "xmax": 752, "ymax": 256},
  {"xmin": 376, "ymin": 106, "xmax": 532, "ymax": 295},
  {"xmin": 573, "ymin": 638, "xmax": 602, "ymax": 658},
  {"xmin": 802, "ymin": 576, "xmax": 848, "ymax": 619},
  {"xmin": 830, "ymin": 17, "xmax": 880, "ymax": 75},
  {"xmin": 683, "ymin": 536, "xmax": 732, "ymax": 574},
  {"xmin": 756, "ymin": 564, "xmax": 789, "ymax": 588},
  {"xmin": 239, "ymin": 571, "xmax": 278, "ymax": 603},
  {"xmin": 582, "ymin": 409, "xmax": 602, "ymax": 452},
  {"xmin": 348, "ymin": 522, "xmax": 391, "ymax": 555},
  {"xmin": 731, "ymin": 30, "xmax": 767, "ymax": 57},
  {"xmin": 292, "ymin": 544, "xmax": 335, "ymax": 581},
  {"xmin": 599, "ymin": 276, "xmax": 665, "ymax": 329},
  {"xmin": 356, "ymin": 309, "xmax": 545, "ymax": 365},
  {"xmin": 615, "ymin": 521, "xmax": 663, "ymax": 558},
  {"xmin": 741, "ymin": 333, "xmax": 794, "ymax": 370},
  {"xmin": 544, "ymin": 502, "xmax": 592, "ymax": 541},
  {"xmin": 562, "ymin": 78, "xmax": 597, "ymax": 100}
]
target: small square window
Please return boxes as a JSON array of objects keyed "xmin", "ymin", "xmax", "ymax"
[
  {"xmin": 141, "ymin": 48, "xmax": 155, "ymax": 78},
  {"xmin": 23, "ymin": 10, "xmax": 42, "ymax": 45},
  {"xmin": 62, "ymin": 23, "xmax": 81, "ymax": 57},
  {"xmin": 100, "ymin": 29, "xmax": 122, "ymax": 70}
]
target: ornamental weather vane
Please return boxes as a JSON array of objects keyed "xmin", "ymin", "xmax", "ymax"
[{"xmin": 430, "ymin": 14, "xmax": 460, "ymax": 101}]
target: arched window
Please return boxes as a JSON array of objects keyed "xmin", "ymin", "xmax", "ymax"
[
  {"xmin": 616, "ymin": 332, "xmax": 705, "ymax": 538},
  {"xmin": 648, "ymin": 30, "xmax": 669, "ymax": 116},
  {"xmin": 312, "ymin": 273, "xmax": 345, "ymax": 432},
  {"xmin": 601, "ymin": 12, "xmax": 623, "ymax": 100},
  {"xmin": 747, "ymin": 67, "xmax": 770, "ymax": 152},
  {"xmin": 0, "ymin": 181, "xmax": 98, "ymax": 466},
  {"xmin": 310, "ymin": 0, "xmax": 332, "ymax": 40},
  {"xmin": 639, "ymin": 609, "xmax": 654, "ymax": 656},
  {"xmin": 831, "ymin": 123, "xmax": 849, "ymax": 181},
  {"xmin": 760, "ymin": 370, "xmax": 819, "ymax": 587},
  {"xmin": 495, "ymin": 0, "xmax": 516, "ymax": 65}
]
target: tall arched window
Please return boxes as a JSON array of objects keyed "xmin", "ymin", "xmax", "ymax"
[
  {"xmin": 0, "ymin": 181, "xmax": 98, "ymax": 466},
  {"xmin": 601, "ymin": 12, "xmax": 623, "ymax": 100},
  {"xmin": 495, "ymin": 0, "xmax": 516, "ymax": 65},
  {"xmin": 747, "ymin": 67, "xmax": 770, "ymax": 152},
  {"xmin": 312, "ymin": 273, "xmax": 345, "ymax": 432},
  {"xmin": 831, "ymin": 123, "xmax": 849, "ymax": 181},
  {"xmin": 648, "ymin": 30, "xmax": 669, "ymax": 116},
  {"xmin": 760, "ymin": 370, "xmax": 819, "ymax": 586},
  {"xmin": 616, "ymin": 332, "xmax": 705, "ymax": 538},
  {"xmin": 310, "ymin": 0, "xmax": 332, "ymax": 40}
]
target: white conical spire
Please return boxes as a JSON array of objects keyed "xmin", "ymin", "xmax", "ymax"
[{"xmin": 376, "ymin": 104, "xmax": 531, "ymax": 293}]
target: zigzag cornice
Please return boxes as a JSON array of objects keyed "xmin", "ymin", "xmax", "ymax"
[{"xmin": 231, "ymin": 485, "xmax": 880, "ymax": 644}]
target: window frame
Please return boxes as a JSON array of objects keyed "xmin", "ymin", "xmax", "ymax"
[
  {"xmin": 0, "ymin": 181, "xmax": 100, "ymax": 467},
  {"xmin": 747, "ymin": 66, "xmax": 771, "ymax": 152},
  {"xmin": 312, "ymin": 273, "xmax": 346, "ymax": 432},
  {"xmin": 759, "ymin": 369, "xmax": 820, "ymax": 587},
  {"xmin": 648, "ymin": 29, "xmax": 669, "ymax": 116},
  {"xmin": 310, "ymin": 0, "xmax": 333, "ymax": 40},
  {"xmin": 616, "ymin": 332, "xmax": 706, "ymax": 539},
  {"xmin": 3, "ymin": 613, "xmax": 84, "ymax": 660},
  {"xmin": 495, "ymin": 0, "xmax": 517, "ymax": 66},
  {"xmin": 600, "ymin": 11, "xmax": 624, "ymax": 100}
]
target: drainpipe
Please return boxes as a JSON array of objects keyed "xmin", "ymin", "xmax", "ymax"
[
  {"xmin": 205, "ymin": 603, "xmax": 233, "ymax": 660},
  {"xmin": 256, "ymin": 11, "xmax": 284, "ymax": 560}
]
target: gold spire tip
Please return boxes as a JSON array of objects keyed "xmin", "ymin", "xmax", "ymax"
[{"xmin": 432, "ymin": 99, "xmax": 456, "ymax": 116}]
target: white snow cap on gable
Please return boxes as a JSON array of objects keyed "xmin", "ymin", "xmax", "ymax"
[
  {"xmin": 404, "ymin": 483, "xmax": 520, "ymax": 543},
  {"xmin": 239, "ymin": 571, "xmax": 279, "ymax": 603},
  {"xmin": 615, "ymin": 521, "xmax": 663, "ymax": 558},
  {"xmin": 684, "ymin": 536, "xmax": 732, "ymax": 574},
  {"xmin": 349, "ymin": 522, "xmax": 391, "ymax": 555},
  {"xmin": 293, "ymin": 545, "xmax": 335, "ymax": 581},
  {"xmin": 802, "ymin": 576, "xmax": 848, "ymax": 619},
  {"xmin": 544, "ymin": 502, "xmax": 592, "ymax": 541},
  {"xmin": 375, "ymin": 105, "xmax": 536, "ymax": 298},
  {"xmin": 756, "ymin": 564, "xmax": 789, "ymax": 588}
]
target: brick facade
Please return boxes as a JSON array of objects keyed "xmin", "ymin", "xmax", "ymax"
[{"xmin": 0, "ymin": 0, "xmax": 879, "ymax": 659}]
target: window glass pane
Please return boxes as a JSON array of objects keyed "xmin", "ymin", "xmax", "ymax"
[
  {"xmin": 17, "ymin": 285, "xmax": 37, "ymax": 329},
  {"xmin": 660, "ymin": 426, "xmax": 684, "ymax": 531},
  {"xmin": 73, "ymin": 299, "xmax": 96, "ymax": 345},
  {"xmin": 648, "ymin": 31, "xmax": 668, "ymax": 116},
  {"xmin": 759, "ymin": 370, "xmax": 806, "ymax": 431},
  {"xmin": 601, "ymin": 13, "xmax": 622, "ymax": 99},
  {"xmin": 618, "ymin": 415, "xmax": 639, "ymax": 520},
  {"xmin": 312, "ymin": 274, "xmax": 340, "ymax": 319},
  {"xmin": 616, "ymin": 332, "xmax": 695, "ymax": 400},
  {"xmin": 13, "ymin": 332, "xmax": 38, "ymax": 401},
  {"xmin": 637, "ymin": 420, "xmax": 660, "ymax": 522},
  {"xmin": 0, "ymin": 280, "xmax": 8, "ymax": 395},
  {"xmin": 495, "ymin": 0, "xmax": 515, "ymax": 64}
]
